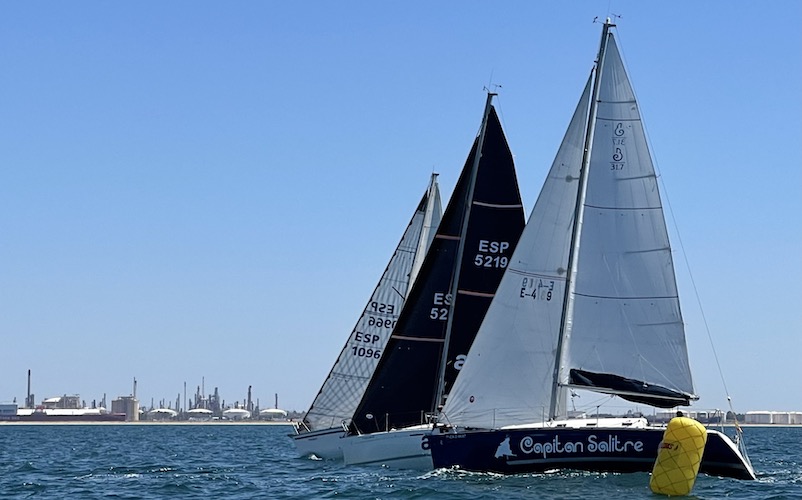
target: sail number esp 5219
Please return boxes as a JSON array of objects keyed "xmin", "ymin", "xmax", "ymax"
[{"xmin": 474, "ymin": 240, "xmax": 511, "ymax": 268}]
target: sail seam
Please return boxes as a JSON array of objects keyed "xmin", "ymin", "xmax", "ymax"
[
  {"xmin": 583, "ymin": 204, "xmax": 661, "ymax": 211},
  {"xmin": 613, "ymin": 173, "xmax": 658, "ymax": 181},
  {"xmin": 473, "ymin": 201, "xmax": 524, "ymax": 209},
  {"xmin": 326, "ymin": 375, "xmax": 369, "ymax": 382},
  {"xmin": 598, "ymin": 98, "xmax": 637, "ymax": 104},
  {"xmin": 596, "ymin": 116, "xmax": 640, "ymax": 122},
  {"xmin": 435, "ymin": 234, "xmax": 461, "ymax": 241},
  {"xmin": 508, "ymin": 269, "xmax": 567, "ymax": 280},
  {"xmin": 357, "ymin": 312, "xmax": 397, "ymax": 318},
  {"xmin": 458, "ymin": 289, "xmax": 495, "ymax": 298},
  {"xmin": 390, "ymin": 335, "xmax": 445, "ymax": 343},
  {"xmin": 574, "ymin": 292, "xmax": 679, "ymax": 300}
]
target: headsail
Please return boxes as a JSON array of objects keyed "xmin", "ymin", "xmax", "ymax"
[
  {"xmin": 350, "ymin": 97, "xmax": 525, "ymax": 434},
  {"xmin": 303, "ymin": 175, "xmax": 443, "ymax": 431},
  {"xmin": 441, "ymin": 77, "xmax": 593, "ymax": 428}
]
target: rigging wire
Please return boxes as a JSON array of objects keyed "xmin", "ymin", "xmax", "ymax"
[{"xmin": 610, "ymin": 21, "xmax": 751, "ymax": 470}]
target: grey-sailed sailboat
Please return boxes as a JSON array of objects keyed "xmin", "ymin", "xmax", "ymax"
[
  {"xmin": 428, "ymin": 19, "xmax": 755, "ymax": 481},
  {"xmin": 292, "ymin": 173, "xmax": 442, "ymax": 459}
]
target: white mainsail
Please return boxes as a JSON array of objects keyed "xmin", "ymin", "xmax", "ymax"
[
  {"xmin": 442, "ymin": 28, "xmax": 695, "ymax": 430},
  {"xmin": 303, "ymin": 175, "xmax": 442, "ymax": 431}
]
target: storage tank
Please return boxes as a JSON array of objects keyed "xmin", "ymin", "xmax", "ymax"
[
  {"xmin": 111, "ymin": 396, "xmax": 140, "ymax": 422},
  {"xmin": 745, "ymin": 411, "xmax": 773, "ymax": 424},
  {"xmin": 772, "ymin": 412, "xmax": 790, "ymax": 424}
]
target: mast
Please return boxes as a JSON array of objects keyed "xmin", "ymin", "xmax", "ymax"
[
  {"xmin": 434, "ymin": 91, "xmax": 496, "ymax": 411},
  {"xmin": 548, "ymin": 19, "xmax": 614, "ymax": 419}
]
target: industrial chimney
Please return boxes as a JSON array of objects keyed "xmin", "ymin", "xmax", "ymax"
[{"xmin": 26, "ymin": 369, "xmax": 33, "ymax": 408}]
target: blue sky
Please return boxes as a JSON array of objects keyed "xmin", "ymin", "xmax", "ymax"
[{"xmin": 1, "ymin": 2, "xmax": 799, "ymax": 414}]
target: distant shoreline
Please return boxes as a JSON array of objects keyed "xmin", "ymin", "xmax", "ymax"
[
  {"xmin": 0, "ymin": 420, "xmax": 297, "ymax": 426},
  {"xmin": 0, "ymin": 420, "xmax": 799, "ymax": 428},
  {"xmin": 722, "ymin": 423, "xmax": 802, "ymax": 428}
]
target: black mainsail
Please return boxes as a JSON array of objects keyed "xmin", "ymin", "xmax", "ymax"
[{"xmin": 349, "ymin": 95, "xmax": 525, "ymax": 434}]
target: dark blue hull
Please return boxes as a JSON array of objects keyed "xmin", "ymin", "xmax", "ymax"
[{"xmin": 427, "ymin": 426, "xmax": 755, "ymax": 480}]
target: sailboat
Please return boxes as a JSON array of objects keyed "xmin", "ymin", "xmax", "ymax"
[
  {"xmin": 292, "ymin": 173, "xmax": 442, "ymax": 459},
  {"xmin": 427, "ymin": 19, "xmax": 756, "ymax": 481},
  {"xmin": 340, "ymin": 93, "xmax": 526, "ymax": 467}
]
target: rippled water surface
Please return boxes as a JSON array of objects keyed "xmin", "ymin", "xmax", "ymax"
[{"xmin": 0, "ymin": 424, "xmax": 798, "ymax": 498}]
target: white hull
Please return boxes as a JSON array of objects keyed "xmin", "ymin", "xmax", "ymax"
[
  {"xmin": 292, "ymin": 427, "xmax": 347, "ymax": 460},
  {"xmin": 341, "ymin": 425, "xmax": 433, "ymax": 469}
]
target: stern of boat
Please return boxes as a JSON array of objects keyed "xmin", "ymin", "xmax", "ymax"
[
  {"xmin": 341, "ymin": 426, "xmax": 434, "ymax": 469},
  {"xmin": 702, "ymin": 429, "xmax": 756, "ymax": 480}
]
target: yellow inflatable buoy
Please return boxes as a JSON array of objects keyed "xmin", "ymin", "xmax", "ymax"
[{"xmin": 649, "ymin": 416, "xmax": 708, "ymax": 496}]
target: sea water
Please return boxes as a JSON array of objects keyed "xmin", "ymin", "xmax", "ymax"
[{"xmin": 0, "ymin": 424, "xmax": 798, "ymax": 499}]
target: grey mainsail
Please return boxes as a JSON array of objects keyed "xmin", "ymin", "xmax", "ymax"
[
  {"xmin": 302, "ymin": 174, "xmax": 442, "ymax": 432},
  {"xmin": 349, "ymin": 94, "xmax": 525, "ymax": 435},
  {"xmin": 442, "ymin": 25, "xmax": 695, "ymax": 430}
]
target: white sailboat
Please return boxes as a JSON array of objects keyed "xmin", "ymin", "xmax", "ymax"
[
  {"xmin": 428, "ymin": 19, "xmax": 755, "ymax": 481},
  {"xmin": 340, "ymin": 92, "xmax": 526, "ymax": 468},
  {"xmin": 292, "ymin": 173, "xmax": 442, "ymax": 459}
]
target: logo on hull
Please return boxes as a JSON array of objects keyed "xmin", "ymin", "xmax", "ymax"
[
  {"xmin": 496, "ymin": 433, "xmax": 645, "ymax": 459},
  {"xmin": 494, "ymin": 435, "xmax": 516, "ymax": 458}
]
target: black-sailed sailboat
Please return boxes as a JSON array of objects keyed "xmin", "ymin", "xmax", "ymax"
[{"xmin": 341, "ymin": 93, "xmax": 526, "ymax": 467}]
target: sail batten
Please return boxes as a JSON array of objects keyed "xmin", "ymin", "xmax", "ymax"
[
  {"xmin": 574, "ymin": 292, "xmax": 679, "ymax": 300},
  {"xmin": 584, "ymin": 204, "xmax": 660, "ymax": 210},
  {"xmin": 458, "ymin": 289, "xmax": 494, "ymax": 297},
  {"xmin": 473, "ymin": 201, "xmax": 524, "ymax": 209},
  {"xmin": 507, "ymin": 269, "xmax": 568, "ymax": 280},
  {"xmin": 598, "ymin": 106, "xmax": 640, "ymax": 112},
  {"xmin": 390, "ymin": 335, "xmax": 445, "ymax": 343}
]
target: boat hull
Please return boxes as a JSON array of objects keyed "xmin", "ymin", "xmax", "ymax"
[
  {"xmin": 341, "ymin": 426, "xmax": 433, "ymax": 469},
  {"xmin": 292, "ymin": 427, "xmax": 347, "ymax": 460},
  {"xmin": 427, "ymin": 426, "xmax": 755, "ymax": 480}
]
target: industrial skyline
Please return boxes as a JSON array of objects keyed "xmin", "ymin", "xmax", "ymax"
[{"xmin": 9, "ymin": 369, "xmax": 291, "ymax": 414}]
